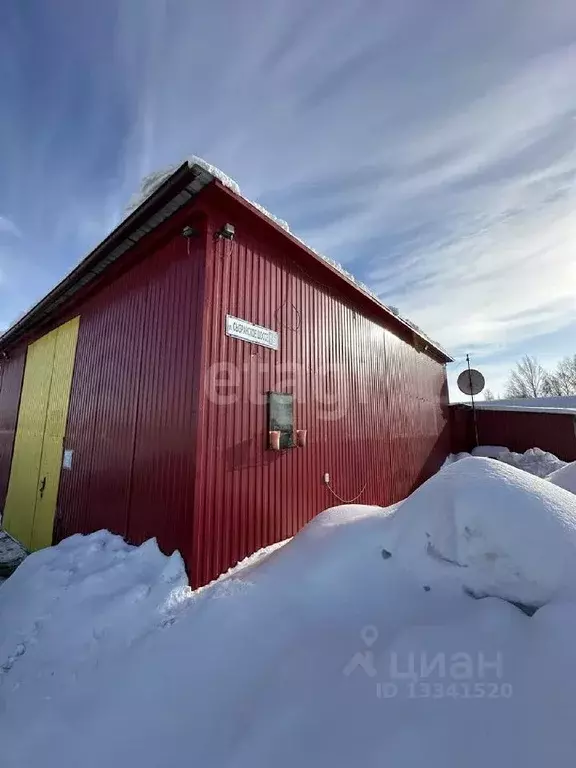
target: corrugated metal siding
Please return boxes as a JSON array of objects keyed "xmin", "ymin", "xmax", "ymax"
[
  {"xmin": 192, "ymin": 206, "xmax": 449, "ymax": 586},
  {"xmin": 451, "ymin": 405, "xmax": 576, "ymax": 461},
  {"xmin": 127, "ymin": 233, "xmax": 204, "ymax": 553},
  {"xmin": 0, "ymin": 350, "xmax": 25, "ymax": 511},
  {"xmin": 450, "ymin": 405, "xmax": 474, "ymax": 455},
  {"xmin": 55, "ymin": 276, "xmax": 147, "ymax": 540},
  {"xmin": 385, "ymin": 333, "xmax": 451, "ymax": 500},
  {"xmin": 55, "ymin": 229, "xmax": 205, "ymax": 560}
]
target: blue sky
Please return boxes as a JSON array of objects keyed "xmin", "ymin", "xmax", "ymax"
[{"xmin": 1, "ymin": 1, "xmax": 576, "ymax": 399}]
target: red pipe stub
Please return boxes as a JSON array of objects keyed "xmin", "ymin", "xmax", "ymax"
[
  {"xmin": 296, "ymin": 429, "xmax": 307, "ymax": 448},
  {"xmin": 269, "ymin": 430, "xmax": 281, "ymax": 451}
]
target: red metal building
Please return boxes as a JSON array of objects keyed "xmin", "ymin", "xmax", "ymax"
[
  {"xmin": 0, "ymin": 161, "xmax": 452, "ymax": 586},
  {"xmin": 451, "ymin": 404, "xmax": 576, "ymax": 461}
]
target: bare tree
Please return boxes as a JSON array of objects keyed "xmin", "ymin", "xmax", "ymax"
[
  {"xmin": 544, "ymin": 355, "xmax": 576, "ymax": 396},
  {"xmin": 504, "ymin": 355, "xmax": 549, "ymax": 398},
  {"xmin": 484, "ymin": 388, "xmax": 496, "ymax": 401}
]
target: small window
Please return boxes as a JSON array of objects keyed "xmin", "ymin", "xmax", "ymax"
[{"xmin": 267, "ymin": 392, "xmax": 294, "ymax": 449}]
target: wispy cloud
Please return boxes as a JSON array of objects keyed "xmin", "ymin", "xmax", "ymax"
[
  {"xmin": 360, "ymin": 45, "xmax": 576, "ymax": 355},
  {"xmin": 2, "ymin": 0, "xmax": 576, "ymax": 394},
  {"xmin": 0, "ymin": 217, "xmax": 20, "ymax": 238},
  {"xmin": 104, "ymin": 3, "xmax": 576, "ymax": 361}
]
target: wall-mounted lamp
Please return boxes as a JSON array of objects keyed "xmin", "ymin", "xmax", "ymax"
[
  {"xmin": 181, "ymin": 225, "xmax": 199, "ymax": 238},
  {"xmin": 215, "ymin": 223, "xmax": 235, "ymax": 241}
]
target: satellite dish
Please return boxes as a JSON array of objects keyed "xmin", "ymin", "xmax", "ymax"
[{"xmin": 457, "ymin": 369, "xmax": 485, "ymax": 396}]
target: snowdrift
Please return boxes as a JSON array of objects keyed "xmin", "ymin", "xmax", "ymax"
[
  {"xmin": 392, "ymin": 458, "xmax": 576, "ymax": 606},
  {"xmin": 548, "ymin": 461, "xmax": 576, "ymax": 495},
  {"xmin": 2, "ymin": 459, "xmax": 576, "ymax": 767},
  {"xmin": 447, "ymin": 445, "xmax": 568, "ymax": 477}
]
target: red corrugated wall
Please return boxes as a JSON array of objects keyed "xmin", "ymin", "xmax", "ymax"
[
  {"xmin": 0, "ymin": 349, "xmax": 26, "ymax": 510},
  {"xmin": 451, "ymin": 405, "xmax": 576, "ymax": 461},
  {"xmin": 0, "ymin": 182, "xmax": 449, "ymax": 585},
  {"xmin": 192, "ymin": 188, "xmax": 450, "ymax": 586},
  {"xmin": 55, "ymin": 221, "xmax": 206, "ymax": 561}
]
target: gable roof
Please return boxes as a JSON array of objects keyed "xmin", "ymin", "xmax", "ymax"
[{"xmin": 0, "ymin": 161, "xmax": 452, "ymax": 363}]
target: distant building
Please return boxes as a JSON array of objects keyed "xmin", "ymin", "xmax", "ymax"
[{"xmin": 451, "ymin": 397, "xmax": 576, "ymax": 462}]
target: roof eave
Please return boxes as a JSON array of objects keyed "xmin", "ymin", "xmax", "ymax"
[
  {"xmin": 0, "ymin": 161, "xmax": 212, "ymax": 349},
  {"xmin": 0, "ymin": 161, "xmax": 452, "ymax": 365},
  {"xmin": 211, "ymin": 180, "xmax": 453, "ymax": 364}
]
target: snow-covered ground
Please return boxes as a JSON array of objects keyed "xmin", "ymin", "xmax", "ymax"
[{"xmin": 3, "ymin": 458, "xmax": 576, "ymax": 766}]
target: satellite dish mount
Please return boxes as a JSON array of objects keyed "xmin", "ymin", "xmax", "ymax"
[{"xmin": 457, "ymin": 355, "xmax": 485, "ymax": 447}]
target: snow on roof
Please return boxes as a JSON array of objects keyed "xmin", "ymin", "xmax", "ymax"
[
  {"xmin": 1, "ymin": 156, "xmax": 448, "ymax": 359},
  {"xmin": 476, "ymin": 396, "xmax": 576, "ymax": 416},
  {"xmin": 248, "ymin": 200, "xmax": 290, "ymax": 232},
  {"xmin": 126, "ymin": 157, "xmax": 447, "ymax": 358},
  {"xmin": 282, "ymin": 231, "xmax": 448, "ymax": 359},
  {"xmin": 125, "ymin": 156, "xmax": 241, "ymax": 215},
  {"xmin": 126, "ymin": 156, "xmax": 292, "ymax": 234}
]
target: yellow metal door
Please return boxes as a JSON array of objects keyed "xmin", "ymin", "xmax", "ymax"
[
  {"xmin": 30, "ymin": 317, "xmax": 79, "ymax": 550},
  {"xmin": 3, "ymin": 317, "xmax": 80, "ymax": 550},
  {"xmin": 3, "ymin": 330, "xmax": 58, "ymax": 547}
]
